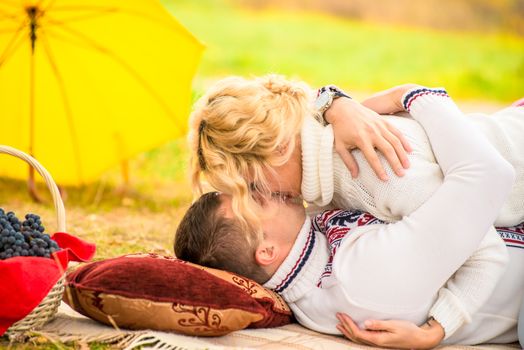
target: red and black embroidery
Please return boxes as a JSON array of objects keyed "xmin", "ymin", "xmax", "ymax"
[
  {"xmin": 402, "ymin": 88, "xmax": 449, "ymax": 112},
  {"xmin": 497, "ymin": 223, "xmax": 524, "ymax": 250},
  {"xmin": 314, "ymin": 210, "xmax": 383, "ymax": 287}
]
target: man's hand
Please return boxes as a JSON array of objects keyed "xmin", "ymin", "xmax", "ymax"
[
  {"xmin": 336, "ymin": 313, "xmax": 445, "ymax": 350},
  {"xmin": 361, "ymin": 84, "xmax": 421, "ymax": 115},
  {"xmin": 325, "ymin": 98, "xmax": 411, "ymax": 181}
]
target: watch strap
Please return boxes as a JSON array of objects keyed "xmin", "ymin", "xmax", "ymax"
[
  {"xmin": 318, "ymin": 85, "xmax": 352, "ymax": 100},
  {"xmin": 315, "ymin": 85, "xmax": 352, "ymax": 125}
]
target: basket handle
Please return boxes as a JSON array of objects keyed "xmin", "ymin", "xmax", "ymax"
[{"xmin": 0, "ymin": 145, "xmax": 66, "ymax": 232}]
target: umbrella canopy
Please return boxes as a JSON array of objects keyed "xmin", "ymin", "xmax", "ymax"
[{"xmin": 0, "ymin": 0, "xmax": 203, "ymax": 185}]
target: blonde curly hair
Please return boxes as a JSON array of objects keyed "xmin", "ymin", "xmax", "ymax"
[{"xmin": 188, "ymin": 74, "xmax": 313, "ymax": 238}]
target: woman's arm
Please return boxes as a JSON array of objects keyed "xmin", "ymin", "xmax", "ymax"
[
  {"xmin": 336, "ymin": 313, "xmax": 444, "ymax": 350},
  {"xmin": 360, "ymin": 86, "xmax": 511, "ymax": 338},
  {"xmin": 335, "ymin": 87, "xmax": 515, "ymax": 324},
  {"xmin": 360, "ymin": 84, "xmax": 417, "ymax": 115},
  {"xmin": 428, "ymin": 226, "xmax": 509, "ymax": 338}
]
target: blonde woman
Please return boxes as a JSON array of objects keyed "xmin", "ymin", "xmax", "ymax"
[
  {"xmin": 188, "ymin": 75, "xmax": 524, "ymax": 346},
  {"xmin": 190, "ymin": 76, "xmax": 413, "ymax": 231},
  {"xmin": 190, "ymin": 76, "xmax": 524, "ymax": 229}
]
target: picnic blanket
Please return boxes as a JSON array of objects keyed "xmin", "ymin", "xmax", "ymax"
[{"xmin": 35, "ymin": 303, "xmax": 520, "ymax": 350}]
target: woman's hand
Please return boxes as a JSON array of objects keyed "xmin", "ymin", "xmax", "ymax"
[
  {"xmin": 325, "ymin": 98, "xmax": 412, "ymax": 181},
  {"xmin": 336, "ymin": 313, "xmax": 445, "ymax": 350}
]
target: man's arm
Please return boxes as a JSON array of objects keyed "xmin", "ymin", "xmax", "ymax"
[{"xmin": 336, "ymin": 226, "xmax": 509, "ymax": 349}]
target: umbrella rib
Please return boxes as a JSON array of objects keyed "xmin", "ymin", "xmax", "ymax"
[
  {"xmin": 0, "ymin": 9, "xmax": 23, "ymax": 22},
  {"xmin": 45, "ymin": 5, "xmax": 177, "ymax": 29},
  {"xmin": 42, "ymin": 0, "xmax": 58, "ymax": 12},
  {"xmin": 42, "ymin": 3, "xmax": 121, "ymax": 24},
  {"xmin": 0, "ymin": 26, "xmax": 26, "ymax": 34},
  {"xmin": 0, "ymin": 23, "xmax": 27, "ymax": 68},
  {"xmin": 45, "ymin": 4, "xmax": 115, "ymax": 11},
  {"xmin": 39, "ymin": 29, "xmax": 84, "ymax": 183},
  {"xmin": 42, "ymin": 4, "xmax": 202, "ymax": 47},
  {"xmin": 45, "ymin": 19, "xmax": 182, "ymax": 131},
  {"xmin": 41, "ymin": 7, "xmax": 119, "ymax": 25}
]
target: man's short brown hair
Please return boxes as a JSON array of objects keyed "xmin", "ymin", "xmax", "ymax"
[{"xmin": 174, "ymin": 192, "xmax": 270, "ymax": 284}]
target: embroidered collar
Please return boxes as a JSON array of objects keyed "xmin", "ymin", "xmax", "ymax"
[{"xmin": 263, "ymin": 217, "xmax": 329, "ymax": 303}]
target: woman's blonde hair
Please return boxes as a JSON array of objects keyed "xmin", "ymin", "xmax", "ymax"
[{"xmin": 188, "ymin": 74, "xmax": 313, "ymax": 238}]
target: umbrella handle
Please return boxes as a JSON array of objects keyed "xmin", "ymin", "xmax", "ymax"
[{"xmin": 0, "ymin": 145, "xmax": 66, "ymax": 232}]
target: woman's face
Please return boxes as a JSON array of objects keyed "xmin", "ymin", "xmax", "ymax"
[{"xmin": 249, "ymin": 136, "xmax": 303, "ymax": 203}]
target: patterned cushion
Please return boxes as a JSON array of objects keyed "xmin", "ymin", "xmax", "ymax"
[{"xmin": 63, "ymin": 253, "xmax": 293, "ymax": 336}]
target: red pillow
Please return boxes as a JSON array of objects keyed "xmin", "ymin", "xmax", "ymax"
[{"xmin": 64, "ymin": 253, "xmax": 293, "ymax": 336}]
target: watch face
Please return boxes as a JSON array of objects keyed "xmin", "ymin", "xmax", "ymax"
[{"xmin": 315, "ymin": 91, "xmax": 332, "ymax": 111}]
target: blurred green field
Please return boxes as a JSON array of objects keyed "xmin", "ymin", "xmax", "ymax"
[{"xmin": 165, "ymin": 0, "xmax": 524, "ymax": 102}]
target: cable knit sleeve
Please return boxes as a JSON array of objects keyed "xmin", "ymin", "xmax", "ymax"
[
  {"xmin": 429, "ymin": 226, "xmax": 509, "ymax": 339},
  {"xmin": 335, "ymin": 88, "xmax": 515, "ymax": 322}
]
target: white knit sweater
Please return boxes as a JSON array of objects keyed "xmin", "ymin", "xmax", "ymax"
[
  {"xmin": 293, "ymin": 91, "xmax": 519, "ymax": 340},
  {"xmin": 301, "ymin": 105, "xmax": 524, "ymax": 227}
]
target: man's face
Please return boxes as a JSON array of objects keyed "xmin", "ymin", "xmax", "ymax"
[
  {"xmin": 259, "ymin": 193, "xmax": 306, "ymax": 246},
  {"xmin": 219, "ymin": 192, "xmax": 305, "ymax": 246}
]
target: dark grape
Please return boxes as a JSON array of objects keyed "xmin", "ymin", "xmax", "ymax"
[{"xmin": 0, "ymin": 208, "xmax": 61, "ymax": 260}]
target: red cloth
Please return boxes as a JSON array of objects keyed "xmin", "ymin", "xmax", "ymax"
[{"xmin": 0, "ymin": 232, "xmax": 96, "ymax": 335}]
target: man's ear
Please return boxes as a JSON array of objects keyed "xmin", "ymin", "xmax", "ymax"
[{"xmin": 255, "ymin": 241, "xmax": 279, "ymax": 266}]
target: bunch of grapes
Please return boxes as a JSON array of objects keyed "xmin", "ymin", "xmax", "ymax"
[{"xmin": 0, "ymin": 208, "xmax": 61, "ymax": 260}]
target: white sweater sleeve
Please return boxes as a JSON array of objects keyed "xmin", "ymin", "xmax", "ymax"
[
  {"xmin": 337, "ymin": 89, "xmax": 515, "ymax": 316},
  {"xmin": 429, "ymin": 226, "xmax": 509, "ymax": 339}
]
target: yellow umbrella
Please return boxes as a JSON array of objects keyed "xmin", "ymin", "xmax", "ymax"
[{"xmin": 0, "ymin": 0, "xmax": 203, "ymax": 186}]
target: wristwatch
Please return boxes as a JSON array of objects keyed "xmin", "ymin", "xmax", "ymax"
[{"xmin": 314, "ymin": 85, "xmax": 352, "ymax": 125}]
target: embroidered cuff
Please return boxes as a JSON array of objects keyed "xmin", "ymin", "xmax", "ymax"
[{"xmin": 402, "ymin": 88, "xmax": 449, "ymax": 112}]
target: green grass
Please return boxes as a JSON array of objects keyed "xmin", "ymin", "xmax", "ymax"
[{"xmin": 165, "ymin": 0, "xmax": 524, "ymax": 102}]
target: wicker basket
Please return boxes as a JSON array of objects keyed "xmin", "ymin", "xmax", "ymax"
[{"xmin": 0, "ymin": 145, "xmax": 67, "ymax": 339}]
